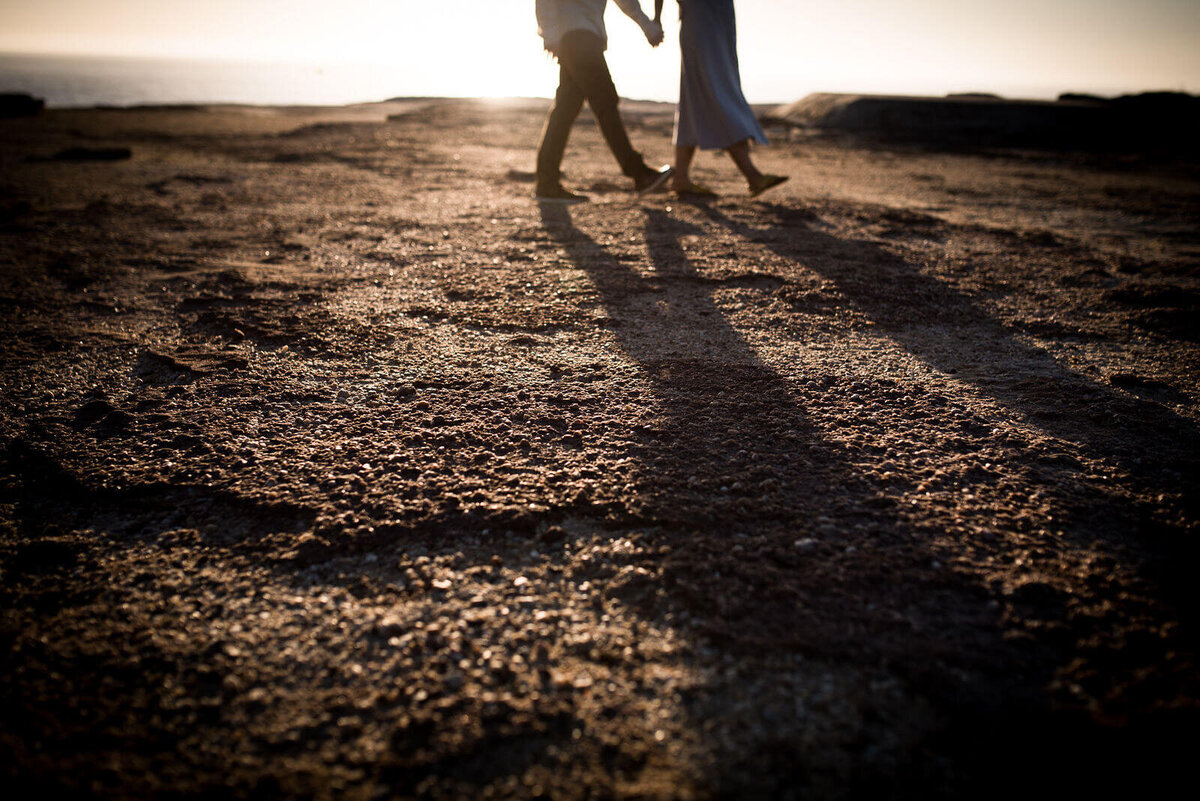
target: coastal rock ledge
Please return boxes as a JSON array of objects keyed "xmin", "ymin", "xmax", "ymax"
[{"xmin": 773, "ymin": 91, "xmax": 1200, "ymax": 152}]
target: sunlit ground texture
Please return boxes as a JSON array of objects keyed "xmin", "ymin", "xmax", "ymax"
[{"xmin": 1, "ymin": 98, "xmax": 1198, "ymax": 799}]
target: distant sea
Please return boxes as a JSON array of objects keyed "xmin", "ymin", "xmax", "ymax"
[
  {"xmin": 0, "ymin": 51, "xmax": 1153, "ymax": 112},
  {"xmin": 0, "ymin": 53, "xmax": 421, "ymax": 108}
]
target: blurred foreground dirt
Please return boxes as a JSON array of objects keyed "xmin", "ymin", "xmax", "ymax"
[{"xmin": 1, "ymin": 98, "xmax": 1198, "ymax": 799}]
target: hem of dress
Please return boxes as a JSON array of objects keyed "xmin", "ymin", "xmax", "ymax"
[{"xmin": 673, "ymin": 133, "xmax": 770, "ymax": 151}]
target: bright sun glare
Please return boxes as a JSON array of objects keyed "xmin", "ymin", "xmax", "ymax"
[{"xmin": 1, "ymin": 0, "xmax": 1199, "ymax": 103}]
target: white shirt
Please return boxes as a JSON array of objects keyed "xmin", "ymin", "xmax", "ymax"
[{"xmin": 535, "ymin": 0, "xmax": 652, "ymax": 53}]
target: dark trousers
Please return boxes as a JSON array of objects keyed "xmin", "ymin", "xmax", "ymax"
[{"xmin": 536, "ymin": 30, "xmax": 646, "ymax": 188}]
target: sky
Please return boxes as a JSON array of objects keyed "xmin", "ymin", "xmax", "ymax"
[{"xmin": 1, "ymin": 0, "xmax": 1198, "ymax": 102}]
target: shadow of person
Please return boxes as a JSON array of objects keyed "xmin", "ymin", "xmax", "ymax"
[
  {"xmin": 536, "ymin": 197, "xmax": 1200, "ymax": 796},
  {"xmin": 694, "ymin": 200, "xmax": 1200, "ymax": 625},
  {"xmin": 534, "ymin": 199, "xmax": 1110, "ymax": 794},
  {"xmin": 542, "ymin": 200, "xmax": 925, "ymax": 640},
  {"xmin": 696, "ymin": 200, "xmax": 1200, "ymax": 486}
]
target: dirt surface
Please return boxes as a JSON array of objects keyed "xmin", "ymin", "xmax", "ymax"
[{"xmin": 1, "ymin": 98, "xmax": 1198, "ymax": 799}]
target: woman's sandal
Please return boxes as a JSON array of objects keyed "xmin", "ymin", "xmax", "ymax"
[
  {"xmin": 749, "ymin": 174, "xmax": 789, "ymax": 197},
  {"xmin": 671, "ymin": 181, "xmax": 718, "ymax": 198}
]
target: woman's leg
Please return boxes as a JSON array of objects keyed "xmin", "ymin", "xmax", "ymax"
[
  {"xmin": 725, "ymin": 139, "xmax": 764, "ymax": 188},
  {"xmin": 672, "ymin": 144, "xmax": 697, "ymax": 189},
  {"xmin": 728, "ymin": 138, "xmax": 789, "ymax": 196}
]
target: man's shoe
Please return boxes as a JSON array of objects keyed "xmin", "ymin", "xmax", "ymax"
[
  {"xmin": 535, "ymin": 185, "xmax": 588, "ymax": 204},
  {"xmin": 634, "ymin": 165, "xmax": 674, "ymax": 194}
]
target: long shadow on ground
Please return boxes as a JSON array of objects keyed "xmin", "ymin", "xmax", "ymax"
[
  {"xmin": 538, "ymin": 200, "xmax": 1196, "ymax": 798},
  {"xmin": 700, "ymin": 201, "xmax": 1200, "ymax": 484},
  {"xmin": 698, "ymin": 201, "xmax": 1200, "ymax": 625}
]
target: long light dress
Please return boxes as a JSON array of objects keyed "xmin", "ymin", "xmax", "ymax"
[{"xmin": 673, "ymin": 0, "xmax": 768, "ymax": 150}]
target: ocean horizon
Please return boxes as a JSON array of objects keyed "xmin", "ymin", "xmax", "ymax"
[
  {"xmin": 0, "ymin": 52, "xmax": 465, "ymax": 109},
  {"xmin": 0, "ymin": 51, "xmax": 1159, "ymax": 111}
]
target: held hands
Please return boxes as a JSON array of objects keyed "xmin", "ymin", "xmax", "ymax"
[{"xmin": 641, "ymin": 18, "xmax": 664, "ymax": 47}]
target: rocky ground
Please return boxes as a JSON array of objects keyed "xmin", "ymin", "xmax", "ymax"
[{"xmin": 1, "ymin": 98, "xmax": 1198, "ymax": 799}]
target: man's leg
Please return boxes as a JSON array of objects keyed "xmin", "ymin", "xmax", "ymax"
[
  {"xmin": 556, "ymin": 30, "xmax": 647, "ymax": 180},
  {"xmin": 536, "ymin": 62, "xmax": 585, "ymax": 191}
]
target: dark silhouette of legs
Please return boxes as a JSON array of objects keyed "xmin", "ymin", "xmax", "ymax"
[
  {"xmin": 536, "ymin": 64, "xmax": 586, "ymax": 190},
  {"xmin": 536, "ymin": 30, "xmax": 653, "ymax": 193}
]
